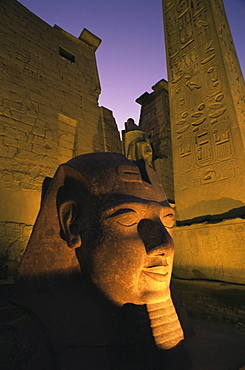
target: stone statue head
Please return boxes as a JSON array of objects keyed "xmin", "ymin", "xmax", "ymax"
[
  {"xmin": 15, "ymin": 153, "xmax": 185, "ymax": 353},
  {"xmin": 56, "ymin": 153, "xmax": 175, "ymax": 306}
]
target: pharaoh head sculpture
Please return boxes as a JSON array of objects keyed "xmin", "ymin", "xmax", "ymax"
[
  {"xmin": 16, "ymin": 153, "xmax": 184, "ymax": 352},
  {"xmin": 57, "ymin": 153, "xmax": 175, "ymax": 307}
]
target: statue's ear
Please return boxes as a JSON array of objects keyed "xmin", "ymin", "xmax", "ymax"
[{"xmin": 58, "ymin": 200, "xmax": 82, "ymax": 249}]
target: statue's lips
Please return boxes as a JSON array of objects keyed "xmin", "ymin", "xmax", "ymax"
[{"xmin": 142, "ymin": 267, "xmax": 169, "ymax": 282}]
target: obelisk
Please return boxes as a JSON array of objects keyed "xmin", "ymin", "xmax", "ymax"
[{"xmin": 162, "ymin": 0, "xmax": 245, "ymax": 221}]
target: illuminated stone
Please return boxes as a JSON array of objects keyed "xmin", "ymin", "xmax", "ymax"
[
  {"xmin": 162, "ymin": 0, "xmax": 245, "ymax": 221},
  {"xmin": 173, "ymin": 218, "xmax": 245, "ymax": 285},
  {"xmin": 14, "ymin": 153, "xmax": 190, "ymax": 366}
]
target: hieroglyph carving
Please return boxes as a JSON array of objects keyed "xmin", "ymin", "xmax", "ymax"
[{"xmin": 163, "ymin": 0, "xmax": 244, "ymax": 195}]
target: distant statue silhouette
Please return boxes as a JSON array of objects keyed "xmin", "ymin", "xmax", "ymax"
[{"xmin": 122, "ymin": 118, "xmax": 153, "ymax": 166}]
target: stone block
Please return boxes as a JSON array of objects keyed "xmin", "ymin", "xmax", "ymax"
[
  {"xmin": 32, "ymin": 134, "xmax": 45, "ymax": 146},
  {"xmin": 173, "ymin": 218, "xmax": 245, "ymax": 285},
  {"xmin": 7, "ymin": 146, "xmax": 18, "ymax": 158},
  {"xmin": 41, "ymin": 155, "xmax": 58, "ymax": 169},
  {"xmin": 32, "ymin": 143, "xmax": 47, "ymax": 155},
  {"xmin": 15, "ymin": 149, "xmax": 41, "ymax": 162},
  {"xmin": 10, "ymin": 100, "xmax": 23, "ymax": 112},
  {"xmin": 17, "ymin": 121, "xmax": 33, "ymax": 134},
  {"xmin": 17, "ymin": 140, "xmax": 31, "ymax": 151},
  {"xmin": 4, "ymin": 126, "xmax": 20, "ymax": 139},
  {"xmin": 32, "ymin": 123, "xmax": 45, "ymax": 137},
  {"xmin": 21, "ymin": 114, "xmax": 36, "ymax": 125},
  {"xmin": 3, "ymin": 135, "xmax": 18, "ymax": 147},
  {"xmin": 13, "ymin": 171, "xmax": 26, "ymax": 182},
  {"xmin": 0, "ymin": 170, "xmax": 13, "ymax": 183}
]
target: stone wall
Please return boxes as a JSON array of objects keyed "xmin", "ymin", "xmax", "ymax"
[
  {"xmin": 0, "ymin": 0, "xmax": 121, "ymax": 276},
  {"xmin": 100, "ymin": 107, "xmax": 122, "ymax": 153},
  {"xmin": 136, "ymin": 79, "xmax": 174, "ymax": 201},
  {"xmin": 173, "ymin": 218, "xmax": 245, "ymax": 285}
]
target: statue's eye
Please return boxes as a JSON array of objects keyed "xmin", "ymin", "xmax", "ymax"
[
  {"xmin": 107, "ymin": 208, "xmax": 138, "ymax": 227},
  {"xmin": 162, "ymin": 213, "xmax": 175, "ymax": 229}
]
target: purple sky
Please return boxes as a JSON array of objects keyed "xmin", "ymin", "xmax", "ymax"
[{"xmin": 18, "ymin": 0, "xmax": 245, "ymax": 133}]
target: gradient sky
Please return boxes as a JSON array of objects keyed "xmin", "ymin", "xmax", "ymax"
[{"xmin": 18, "ymin": 0, "xmax": 245, "ymax": 133}]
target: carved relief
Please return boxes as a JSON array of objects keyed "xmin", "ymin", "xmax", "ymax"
[
  {"xmin": 163, "ymin": 0, "xmax": 245, "ymax": 220},
  {"xmin": 165, "ymin": 5, "xmax": 180, "ymax": 59},
  {"xmin": 178, "ymin": 6, "xmax": 194, "ymax": 50},
  {"xmin": 198, "ymin": 168, "xmax": 216, "ymax": 185},
  {"xmin": 212, "ymin": 0, "xmax": 224, "ymax": 16},
  {"xmin": 178, "ymin": 136, "xmax": 193, "ymax": 172},
  {"xmin": 195, "ymin": 130, "xmax": 212, "ymax": 166},
  {"xmin": 179, "ymin": 170, "xmax": 196, "ymax": 190},
  {"xmin": 176, "ymin": 0, "xmax": 188, "ymax": 14},
  {"xmin": 224, "ymin": 53, "xmax": 242, "ymax": 98},
  {"xmin": 165, "ymin": 9, "xmax": 176, "ymax": 37},
  {"xmin": 182, "ymin": 49, "xmax": 197, "ymax": 69},
  {"xmin": 196, "ymin": 158, "xmax": 237, "ymax": 186},
  {"xmin": 164, "ymin": 1, "xmax": 175, "ymax": 13},
  {"xmin": 212, "ymin": 122, "xmax": 234, "ymax": 160},
  {"xmin": 200, "ymin": 40, "xmax": 216, "ymax": 65},
  {"xmin": 190, "ymin": 102, "xmax": 207, "ymax": 127},
  {"xmin": 191, "ymin": 0, "xmax": 206, "ymax": 17},
  {"xmin": 185, "ymin": 73, "xmax": 201, "ymax": 91},
  {"xmin": 207, "ymin": 92, "xmax": 227, "ymax": 126},
  {"xmin": 216, "ymin": 163, "xmax": 229, "ymax": 181},
  {"xmin": 209, "ymin": 102, "xmax": 226, "ymax": 120},
  {"xmin": 184, "ymin": 68, "xmax": 203, "ymax": 107},
  {"xmin": 174, "ymin": 86, "xmax": 186, "ymax": 111},
  {"xmin": 169, "ymin": 54, "xmax": 183, "ymax": 83},
  {"xmin": 228, "ymin": 159, "xmax": 238, "ymax": 178},
  {"xmin": 205, "ymin": 65, "xmax": 221, "ymax": 95},
  {"xmin": 176, "ymin": 110, "xmax": 189, "ymax": 134},
  {"xmin": 194, "ymin": 6, "xmax": 209, "ymax": 36}
]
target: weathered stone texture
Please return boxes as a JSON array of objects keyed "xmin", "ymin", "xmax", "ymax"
[
  {"xmin": 0, "ymin": 221, "xmax": 32, "ymax": 279},
  {"xmin": 137, "ymin": 80, "xmax": 174, "ymax": 200},
  {"xmin": 173, "ymin": 218, "xmax": 245, "ymax": 285},
  {"xmin": 100, "ymin": 107, "xmax": 122, "ymax": 153},
  {"xmin": 0, "ymin": 0, "xmax": 121, "ymax": 274},
  {"xmin": 162, "ymin": 0, "xmax": 245, "ymax": 221}
]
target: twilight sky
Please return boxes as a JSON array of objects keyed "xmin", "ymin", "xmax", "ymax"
[{"xmin": 18, "ymin": 0, "xmax": 245, "ymax": 133}]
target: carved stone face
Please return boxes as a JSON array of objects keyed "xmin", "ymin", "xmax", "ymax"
[
  {"xmin": 58, "ymin": 154, "xmax": 175, "ymax": 307},
  {"xmin": 87, "ymin": 197, "xmax": 175, "ymax": 306}
]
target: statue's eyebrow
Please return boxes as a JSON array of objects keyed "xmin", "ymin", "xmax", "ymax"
[
  {"xmin": 106, "ymin": 208, "xmax": 137, "ymax": 219},
  {"xmin": 102, "ymin": 202, "xmax": 145, "ymax": 218},
  {"xmin": 102, "ymin": 200, "xmax": 174, "ymax": 219}
]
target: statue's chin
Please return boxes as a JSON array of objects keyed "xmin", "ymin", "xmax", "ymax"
[
  {"xmin": 139, "ymin": 287, "xmax": 171, "ymax": 305},
  {"xmin": 99, "ymin": 293, "xmax": 169, "ymax": 308},
  {"xmin": 92, "ymin": 278, "xmax": 171, "ymax": 307}
]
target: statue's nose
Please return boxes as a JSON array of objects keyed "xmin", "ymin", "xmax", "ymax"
[{"xmin": 137, "ymin": 218, "xmax": 174, "ymax": 256}]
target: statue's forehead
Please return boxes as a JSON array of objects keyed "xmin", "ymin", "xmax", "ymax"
[{"xmin": 95, "ymin": 194, "xmax": 170, "ymax": 214}]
